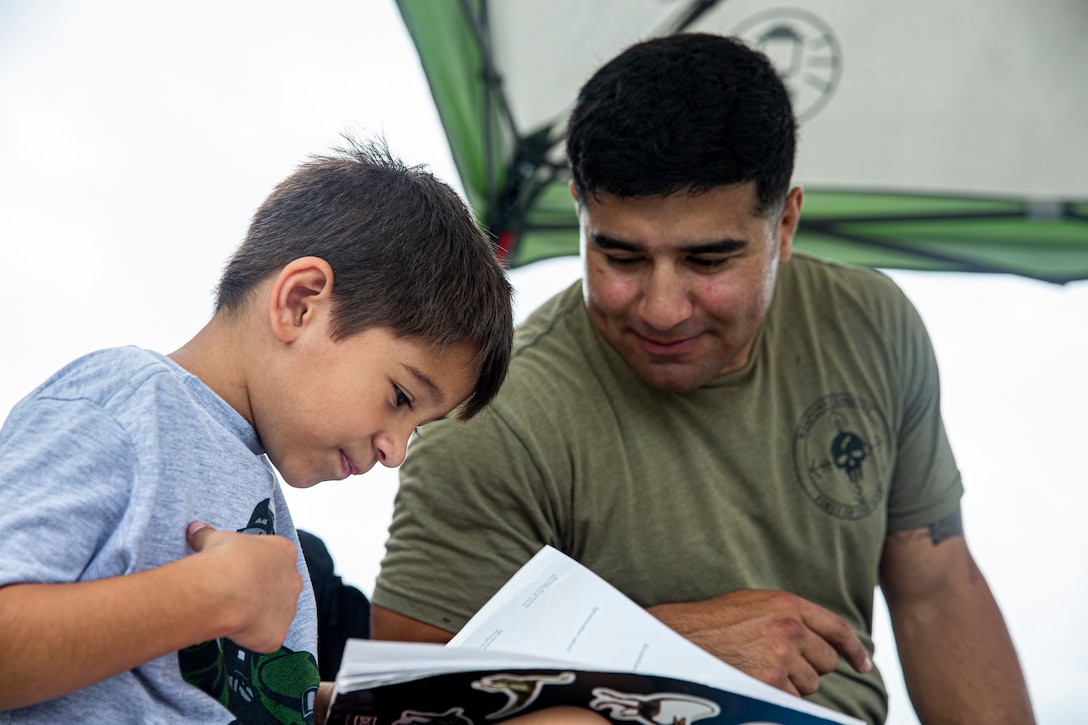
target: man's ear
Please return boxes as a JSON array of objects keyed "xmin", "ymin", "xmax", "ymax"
[
  {"xmin": 268, "ymin": 256, "xmax": 334, "ymax": 343},
  {"xmin": 776, "ymin": 186, "xmax": 804, "ymax": 264},
  {"xmin": 569, "ymin": 180, "xmax": 580, "ymax": 208}
]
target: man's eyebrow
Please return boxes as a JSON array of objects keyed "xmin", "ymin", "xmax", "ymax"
[
  {"xmin": 590, "ymin": 234, "xmax": 642, "ymax": 252},
  {"xmin": 683, "ymin": 239, "xmax": 748, "ymax": 255},
  {"xmin": 404, "ymin": 364, "xmax": 444, "ymax": 405},
  {"xmin": 591, "ymin": 234, "xmax": 747, "ymax": 255}
]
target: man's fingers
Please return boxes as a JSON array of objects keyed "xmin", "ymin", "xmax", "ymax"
[
  {"xmin": 801, "ymin": 603, "xmax": 872, "ymax": 674},
  {"xmin": 651, "ymin": 588, "xmax": 872, "ymax": 697},
  {"xmin": 798, "ymin": 633, "xmax": 843, "ymax": 677},
  {"xmin": 785, "ymin": 665, "xmax": 817, "ymax": 698}
]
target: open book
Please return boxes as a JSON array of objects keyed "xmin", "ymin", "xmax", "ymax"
[{"xmin": 326, "ymin": 545, "xmax": 864, "ymax": 725}]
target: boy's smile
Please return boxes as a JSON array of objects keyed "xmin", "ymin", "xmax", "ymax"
[{"xmin": 340, "ymin": 451, "xmax": 364, "ymax": 477}]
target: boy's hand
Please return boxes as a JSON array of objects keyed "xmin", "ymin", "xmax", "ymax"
[{"xmin": 186, "ymin": 521, "xmax": 302, "ymax": 653}]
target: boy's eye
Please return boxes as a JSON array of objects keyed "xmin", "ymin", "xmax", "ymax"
[{"xmin": 394, "ymin": 385, "xmax": 412, "ymax": 408}]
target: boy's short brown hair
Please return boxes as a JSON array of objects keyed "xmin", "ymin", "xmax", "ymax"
[{"xmin": 216, "ymin": 137, "xmax": 513, "ymax": 420}]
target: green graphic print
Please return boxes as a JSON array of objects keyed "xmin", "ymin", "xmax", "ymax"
[{"xmin": 179, "ymin": 499, "xmax": 320, "ymax": 724}]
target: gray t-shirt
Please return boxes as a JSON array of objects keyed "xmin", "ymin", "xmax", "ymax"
[{"xmin": 0, "ymin": 346, "xmax": 319, "ymax": 724}]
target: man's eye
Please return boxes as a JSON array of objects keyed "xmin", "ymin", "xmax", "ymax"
[
  {"xmin": 607, "ymin": 254, "xmax": 641, "ymax": 266},
  {"xmin": 690, "ymin": 256, "xmax": 729, "ymax": 269}
]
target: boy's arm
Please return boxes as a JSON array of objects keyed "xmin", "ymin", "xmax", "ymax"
[{"xmin": 0, "ymin": 522, "xmax": 302, "ymax": 710}]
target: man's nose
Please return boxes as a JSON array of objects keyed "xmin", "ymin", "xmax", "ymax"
[{"xmin": 639, "ymin": 265, "xmax": 693, "ymax": 331}]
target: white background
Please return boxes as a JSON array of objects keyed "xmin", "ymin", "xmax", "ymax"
[{"xmin": 1, "ymin": 2, "xmax": 1085, "ymax": 722}]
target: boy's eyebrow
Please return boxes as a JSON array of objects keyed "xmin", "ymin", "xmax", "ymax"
[
  {"xmin": 405, "ymin": 364, "xmax": 444, "ymax": 405},
  {"xmin": 591, "ymin": 233, "xmax": 747, "ymax": 255},
  {"xmin": 420, "ymin": 413, "xmax": 450, "ymax": 428}
]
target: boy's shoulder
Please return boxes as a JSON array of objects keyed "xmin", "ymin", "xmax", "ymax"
[
  {"xmin": 10, "ymin": 346, "xmax": 235, "ymax": 439},
  {"xmin": 33, "ymin": 346, "xmax": 177, "ymax": 402},
  {"xmin": 5, "ymin": 344, "xmax": 260, "ymax": 475}
]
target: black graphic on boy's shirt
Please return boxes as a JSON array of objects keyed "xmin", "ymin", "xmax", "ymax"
[{"xmin": 179, "ymin": 498, "xmax": 320, "ymax": 724}]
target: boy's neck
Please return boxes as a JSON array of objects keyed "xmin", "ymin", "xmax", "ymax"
[{"xmin": 169, "ymin": 312, "xmax": 257, "ymax": 426}]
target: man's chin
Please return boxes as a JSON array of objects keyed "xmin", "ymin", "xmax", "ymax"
[{"xmin": 632, "ymin": 363, "xmax": 711, "ymax": 394}]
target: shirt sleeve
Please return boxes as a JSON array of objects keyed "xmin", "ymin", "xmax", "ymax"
[
  {"xmin": 0, "ymin": 396, "xmax": 136, "ymax": 586},
  {"xmin": 884, "ymin": 290, "xmax": 964, "ymax": 532},
  {"xmin": 374, "ymin": 400, "xmax": 566, "ymax": 632}
]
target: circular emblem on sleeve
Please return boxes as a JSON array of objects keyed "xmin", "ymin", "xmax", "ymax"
[{"xmin": 793, "ymin": 393, "xmax": 889, "ymax": 520}]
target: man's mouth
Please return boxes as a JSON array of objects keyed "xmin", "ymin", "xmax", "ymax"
[{"xmin": 635, "ymin": 331, "xmax": 701, "ymax": 356}]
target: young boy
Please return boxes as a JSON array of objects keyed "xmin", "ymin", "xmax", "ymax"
[{"xmin": 0, "ymin": 138, "xmax": 513, "ymax": 723}]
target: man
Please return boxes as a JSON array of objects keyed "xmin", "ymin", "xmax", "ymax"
[{"xmin": 371, "ymin": 33, "xmax": 1034, "ymax": 724}]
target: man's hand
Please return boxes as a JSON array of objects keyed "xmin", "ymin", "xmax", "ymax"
[
  {"xmin": 647, "ymin": 589, "xmax": 871, "ymax": 697},
  {"xmin": 186, "ymin": 521, "xmax": 302, "ymax": 653}
]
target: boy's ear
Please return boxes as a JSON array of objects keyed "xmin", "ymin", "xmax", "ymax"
[{"xmin": 268, "ymin": 256, "xmax": 334, "ymax": 343}]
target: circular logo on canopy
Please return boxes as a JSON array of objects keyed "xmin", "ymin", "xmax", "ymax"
[
  {"xmin": 732, "ymin": 8, "xmax": 842, "ymax": 122},
  {"xmin": 793, "ymin": 393, "xmax": 888, "ymax": 520}
]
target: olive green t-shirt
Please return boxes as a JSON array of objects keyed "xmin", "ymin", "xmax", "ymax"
[{"xmin": 374, "ymin": 254, "xmax": 962, "ymax": 724}]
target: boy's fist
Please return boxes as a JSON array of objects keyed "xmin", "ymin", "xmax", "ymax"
[{"xmin": 186, "ymin": 521, "xmax": 302, "ymax": 653}]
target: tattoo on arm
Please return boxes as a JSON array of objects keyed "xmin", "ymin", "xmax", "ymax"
[{"xmin": 927, "ymin": 505, "xmax": 964, "ymax": 546}]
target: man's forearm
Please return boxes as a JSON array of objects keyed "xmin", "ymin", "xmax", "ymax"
[
  {"xmin": 370, "ymin": 603, "xmax": 455, "ymax": 643},
  {"xmin": 892, "ymin": 579, "xmax": 1033, "ymax": 723},
  {"xmin": 883, "ymin": 523, "xmax": 1034, "ymax": 725}
]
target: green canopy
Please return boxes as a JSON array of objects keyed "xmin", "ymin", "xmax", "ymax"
[{"xmin": 397, "ymin": 0, "xmax": 1088, "ymax": 284}]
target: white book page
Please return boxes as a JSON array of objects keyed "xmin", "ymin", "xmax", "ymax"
[
  {"xmin": 334, "ymin": 640, "xmax": 578, "ymax": 693},
  {"xmin": 448, "ymin": 545, "xmax": 863, "ymax": 725}
]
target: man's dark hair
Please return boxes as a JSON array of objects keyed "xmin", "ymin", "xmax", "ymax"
[
  {"xmin": 566, "ymin": 32, "xmax": 797, "ymax": 215},
  {"xmin": 216, "ymin": 137, "xmax": 513, "ymax": 420}
]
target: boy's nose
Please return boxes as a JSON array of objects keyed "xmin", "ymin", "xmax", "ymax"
[{"xmin": 374, "ymin": 431, "xmax": 408, "ymax": 469}]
